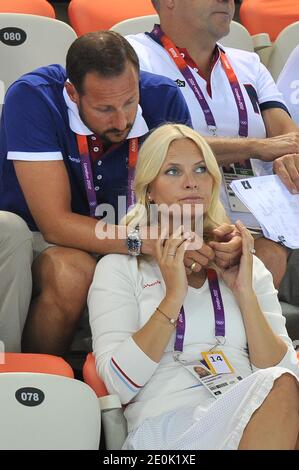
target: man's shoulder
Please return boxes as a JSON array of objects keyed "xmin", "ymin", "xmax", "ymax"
[
  {"xmin": 8, "ymin": 64, "xmax": 66, "ymax": 93},
  {"xmin": 139, "ymin": 69, "xmax": 178, "ymax": 91},
  {"xmin": 221, "ymin": 45, "xmax": 261, "ymax": 69}
]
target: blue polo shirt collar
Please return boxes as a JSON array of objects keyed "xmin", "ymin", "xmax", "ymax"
[{"xmin": 63, "ymin": 87, "xmax": 149, "ymax": 139}]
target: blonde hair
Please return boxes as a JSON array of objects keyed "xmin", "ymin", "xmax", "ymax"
[{"xmin": 124, "ymin": 124, "xmax": 228, "ymax": 240}]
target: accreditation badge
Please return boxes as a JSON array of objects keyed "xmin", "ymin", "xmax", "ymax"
[{"xmin": 182, "ymin": 351, "xmax": 243, "ymax": 399}]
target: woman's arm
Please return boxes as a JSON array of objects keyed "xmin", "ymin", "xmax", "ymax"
[
  {"xmin": 220, "ymin": 222, "xmax": 298, "ymax": 372},
  {"xmin": 88, "ymin": 229, "xmax": 191, "ymax": 403}
]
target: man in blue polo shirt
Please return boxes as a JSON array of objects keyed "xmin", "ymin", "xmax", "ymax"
[{"xmin": 0, "ymin": 31, "xmax": 241, "ymax": 355}]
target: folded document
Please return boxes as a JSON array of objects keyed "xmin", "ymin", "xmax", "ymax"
[{"xmin": 230, "ymin": 175, "xmax": 299, "ymax": 249}]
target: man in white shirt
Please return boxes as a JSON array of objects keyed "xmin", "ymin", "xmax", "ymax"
[{"xmin": 126, "ymin": 0, "xmax": 299, "ymax": 289}]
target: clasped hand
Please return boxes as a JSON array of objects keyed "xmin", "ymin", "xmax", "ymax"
[
  {"xmin": 184, "ymin": 222, "xmax": 242, "ymax": 274},
  {"xmin": 155, "ymin": 222, "xmax": 254, "ymax": 304}
]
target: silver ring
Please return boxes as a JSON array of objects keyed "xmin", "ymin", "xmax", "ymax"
[
  {"xmin": 167, "ymin": 253, "xmax": 176, "ymax": 256},
  {"xmin": 190, "ymin": 261, "xmax": 197, "ymax": 271},
  {"xmin": 250, "ymin": 248, "xmax": 256, "ymax": 254}
]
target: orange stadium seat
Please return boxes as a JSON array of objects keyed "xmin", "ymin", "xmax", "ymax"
[
  {"xmin": 83, "ymin": 352, "xmax": 127, "ymax": 450},
  {"xmin": 68, "ymin": 0, "xmax": 155, "ymax": 36},
  {"xmin": 0, "ymin": 352, "xmax": 74, "ymax": 377},
  {"xmin": 83, "ymin": 352, "xmax": 108, "ymax": 396},
  {"xmin": 0, "ymin": 0, "xmax": 55, "ymax": 18},
  {"xmin": 240, "ymin": 0, "xmax": 299, "ymax": 42}
]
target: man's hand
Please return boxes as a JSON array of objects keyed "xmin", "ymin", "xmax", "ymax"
[
  {"xmin": 183, "ymin": 241, "xmax": 215, "ymax": 275},
  {"xmin": 208, "ymin": 223, "xmax": 242, "ymax": 269},
  {"xmin": 273, "ymin": 153, "xmax": 299, "ymax": 194},
  {"xmin": 259, "ymin": 132, "xmax": 299, "ymax": 162}
]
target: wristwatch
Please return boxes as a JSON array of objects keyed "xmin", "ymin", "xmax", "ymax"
[{"xmin": 127, "ymin": 226, "xmax": 142, "ymax": 256}]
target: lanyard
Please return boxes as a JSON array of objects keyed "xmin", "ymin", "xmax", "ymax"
[
  {"xmin": 76, "ymin": 135, "xmax": 139, "ymax": 216},
  {"xmin": 174, "ymin": 269, "xmax": 225, "ymax": 356},
  {"xmin": 127, "ymin": 136, "xmax": 139, "ymax": 210},
  {"xmin": 148, "ymin": 25, "xmax": 248, "ymax": 137}
]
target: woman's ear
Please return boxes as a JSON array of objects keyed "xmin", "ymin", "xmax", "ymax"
[{"xmin": 146, "ymin": 188, "xmax": 154, "ymax": 204}]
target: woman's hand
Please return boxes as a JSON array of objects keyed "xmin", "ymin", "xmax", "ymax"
[
  {"xmin": 156, "ymin": 226, "xmax": 191, "ymax": 304},
  {"xmin": 219, "ymin": 221, "xmax": 255, "ymax": 302},
  {"xmin": 209, "ymin": 223, "xmax": 242, "ymax": 269}
]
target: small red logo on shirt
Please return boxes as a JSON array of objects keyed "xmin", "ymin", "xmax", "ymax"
[{"xmin": 143, "ymin": 280, "xmax": 161, "ymax": 288}]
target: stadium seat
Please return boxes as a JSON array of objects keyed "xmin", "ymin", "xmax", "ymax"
[
  {"xmin": 267, "ymin": 21, "xmax": 299, "ymax": 80},
  {"xmin": 219, "ymin": 21, "xmax": 271, "ymax": 54},
  {"xmin": 111, "ymin": 14, "xmax": 159, "ymax": 36},
  {"xmin": 276, "ymin": 44, "xmax": 299, "ymax": 125},
  {"xmin": 83, "ymin": 353, "xmax": 127, "ymax": 450},
  {"xmin": 68, "ymin": 0, "xmax": 155, "ymax": 36},
  {"xmin": 0, "ymin": 13, "xmax": 77, "ymax": 101},
  {"xmin": 240, "ymin": 0, "xmax": 299, "ymax": 42},
  {"xmin": 0, "ymin": 0, "xmax": 55, "ymax": 18},
  {"xmin": 0, "ymin": 352, "xmax": 74, "ymax": 377},
  {"xmin": 0, "ymin": 372, "xmax": 101, "ymax": 449}
]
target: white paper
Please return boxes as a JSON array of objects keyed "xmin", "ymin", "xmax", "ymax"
[{"xmin": 230, "ymin": 175, "xmax": 299, "ymax": 248}]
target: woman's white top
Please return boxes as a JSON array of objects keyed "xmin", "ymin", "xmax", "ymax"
[{"xmin": 88, "ymin": 254, "xmax": 298, "ymax": 433}]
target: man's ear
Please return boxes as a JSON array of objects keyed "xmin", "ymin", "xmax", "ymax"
[
  {"xmin": 64, "ymin": 81, "xmax": 78, "ymax": 104},
  {"xmin": 165, "ymin": 0, "xmax": 175, "ymax": 9}
]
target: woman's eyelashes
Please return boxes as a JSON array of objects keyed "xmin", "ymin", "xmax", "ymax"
[{"xmin": 164, "ymin": 165, "xmax": 207, "ymax": 176}]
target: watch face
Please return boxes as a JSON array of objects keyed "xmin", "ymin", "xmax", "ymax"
[{"xmin": 127, "ymin": 230, "xmax": 142, "ymax": 255}]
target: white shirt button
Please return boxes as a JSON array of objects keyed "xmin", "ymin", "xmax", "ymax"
[
  {"xmin": 95, "ymin": 186, "xmax": 100, "ymax": 191},
  {"xmin": 97, "ymin": 175, "xmax": 102, "ymax": 180},
  {"xmin": 91, "ymin": 136, "xmax": 96, "ymax": 141},
  {"xmin": 93, "ymin": 146, "xmax": 99, "ymax": 152},
  {"xmin": 98, "ymin": 160, "xmax": 102, "ymax": 166}
]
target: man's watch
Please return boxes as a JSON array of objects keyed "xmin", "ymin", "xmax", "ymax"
[{"xmin": 127, "ymin": 226, "xmax": 142, "ymax": 256}]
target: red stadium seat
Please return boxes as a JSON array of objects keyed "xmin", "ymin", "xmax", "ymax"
[
  {"xmin": 68, "ymin": 0, "xmax": 155, "ymax": 36},
  {"xmin": 0, "ymin": 352, "xmax": 74, "ymax": 377},
  {"xmin": 0, "ymin": 0, "xmax": 55, "ymax": 18},
  {"xmin": 240, "ymin": 0, "xmax": 299, "ymax": 42},
  {"xmin": 83, "ymin": 352, "xmax": 108, "ymax": 397}
]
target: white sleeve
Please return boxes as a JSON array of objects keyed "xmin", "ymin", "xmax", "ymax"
[
  {"xmin": 256, "ymin": 59, "xmax": 287, "ymax": 107},
  {"xmin": 7, "ymin": 151, "xmax": 63, "ymax": 161},
  {"xmin": 126, "ymin": 34, "xmax": 156, "ymax": 72},
  {"xmin": 252, "ymin": 256, "xmax": 299, "ymax": 375},
  {"xmin": 88, "ymin": 254, "xmax": 158, "ymax": 404}
]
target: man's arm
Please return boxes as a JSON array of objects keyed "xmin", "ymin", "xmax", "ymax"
[
  {"xmin": 13, "ymin": 160, "xmax": 141, "ymax": 255},
  {"xmin": 205, "ymin": 108, "xmax": 299, "ymax": 166}
]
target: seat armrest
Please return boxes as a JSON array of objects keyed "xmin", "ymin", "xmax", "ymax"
[
  {"xmin": 99, "ymin": 393, "xmax": 122, "ymax": 411},
  {"xmin": 99, "ymin": 394, "xmax": 128, "ymax": 450},
  {"xmin": 252, "ymin": 33, "xmax": 272, "ymax": 51}
]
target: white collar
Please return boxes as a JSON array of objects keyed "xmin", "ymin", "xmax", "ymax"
[{"xmin": 63, "ymin": 86, "xmax": 149, "ymax": 138}]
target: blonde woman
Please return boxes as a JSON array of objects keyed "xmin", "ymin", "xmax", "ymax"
[{"xmin": 88, "ymin": 124, "xmax": 299, "ymax": 450}]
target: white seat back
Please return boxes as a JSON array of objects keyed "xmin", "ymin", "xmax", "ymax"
[
  {"xmin": 110, "ymin": 14, "xmax": 159, "ymax": 35},
  {"xmin": 0, "ymin": 373, "xmax": 101, "ymax": 449},
  {"xmin": 219, "ymin": 20, "xmax": 254, "ymax": 52},
  {"xmin": 0, "ymin": 13, "xmax": 77, "ymax": 100},
  {"xmin": 276, "ymin": 44, "xmax": 299, "ymax": 125},
  {"xmin": 268, "ymin": 21, "xmax": 299, "ymax": 80}
]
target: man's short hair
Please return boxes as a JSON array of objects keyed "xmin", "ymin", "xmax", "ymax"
[{"xmin": 66, "ymin": 30, "xmax": 140, "ymax": 94}]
